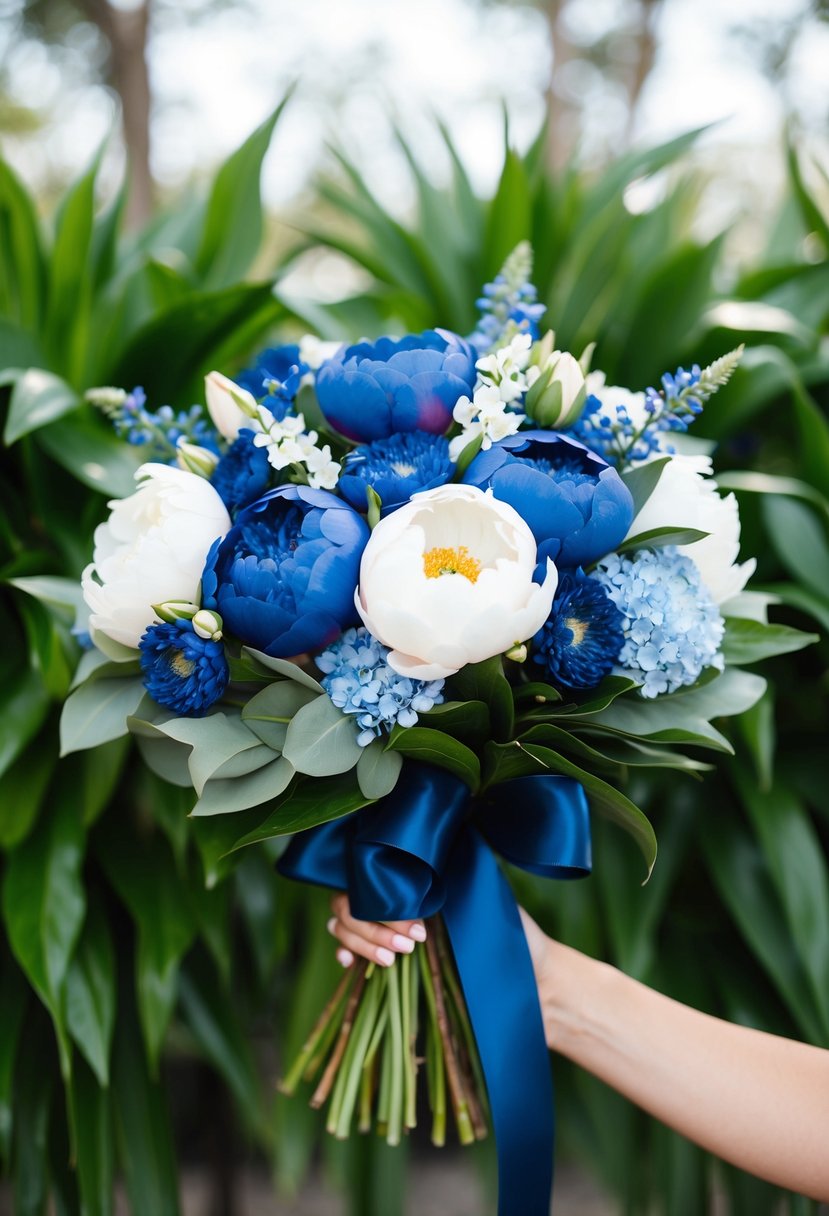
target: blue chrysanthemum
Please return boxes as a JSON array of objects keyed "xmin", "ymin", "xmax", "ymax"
[
  {"xmin": 337, "ymin": 431, "xmax": 455, "ymax": 514},
  {"xmin": 201, "ymin": 485, "xmax": 369, "ymax": 657},
  {"xmin": 139, "ymin": 619, "xmax": 229, "ymax": 716},
  {"xmin": 532, "ymin": 571, "xmax": 624, "ymax": 690},
  {"xmin": 316, "ymin": 627, "xmax": 445, "ymax": 746},
  {"xmin": 594, "ymin": 547, "xmax": 725, "ymax": 698},
  {"xmin": 236, "ymin": 344, "xmax": 307, "ymax": 405},
  {"xmin": 210, "ymin": 428, "xmax": 272, "ymax": 517}
]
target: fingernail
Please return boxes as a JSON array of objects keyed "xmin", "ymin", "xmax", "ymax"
[
  {"xmin": 376, "ymin": 947, "xmax": 395, "ymax": 967},
  {"xmin": 326, "ymin": 917, "xmax": 337, "ymax": 936},
  {"xmin": 391, "ymin": 933, "xmax": 415, "ymax": 953},
  {"xmin": 336, "ymin": 948, "xmax": 354, "ymax": 967},
  {"xmin": 409, "ymin": 923, "xmax": 427, "ymax": 942}
]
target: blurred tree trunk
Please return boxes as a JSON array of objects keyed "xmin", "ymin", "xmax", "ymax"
[
  {"xmin": 77, "ymin": 0, "xmax": 154, "ymax": 227},
  {"xmin": 624, "ymin": 0, "xmax": 662, "ymax": 143},
  {"xmin": 540, "ymin": 0, "xmax": 578, "ymax": 173}
]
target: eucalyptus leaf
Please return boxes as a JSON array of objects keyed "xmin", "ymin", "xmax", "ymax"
[
  {"xmin": 241, "ymin": 646, "xmax": 323, "ymax": 692},
  {"xmin": 156, "ymin": 710, "xmax": 265, "ymax": 796},
  {"xmin": 282, "ymin": 694, "xmax": 362, "ymax": 776},
  {"xmin": 242, "ymin": 680, "xmax": 318, "ymax": 749},
  {"xmin": 60, "ymin": 675, "xmax": 145, "ymax": 756},
  {"xmin": 356, "ymin": 740, "xmax": 403, "ymax": 800},
  {"xmin": 190, "ymin": 756, "xmax": 295, "ymax": 816}
]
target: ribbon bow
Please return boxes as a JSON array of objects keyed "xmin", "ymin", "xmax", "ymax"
[{"xmin": 278, "ymin": 762, "xmax": 592, "ymax": 1216}]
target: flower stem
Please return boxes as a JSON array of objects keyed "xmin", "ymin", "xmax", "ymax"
[
  {"xmin": 418, "ymin": 939, "xmax": 447, "ymax": 1146},
  {"xmin": 331, "ymin": 967, "xmax": 382, "ymax": 1139},
  {"xmin": 278, "ymin": 965, "xmax": 354, "ymax": 1095},
  {"xmin": 436, "ymin": 919, "xmax": 488, "ymax": 1139},
  {"xmin": 425, "ymin": 930, "xmax": 474, "ymax": 1145},
  {"xmin": 384, "ymin": 962, "xmax": 405, "ymax": 1146},
  {"xmin": 310, "ymin": 959, "xmax": 369, "ymax": 1110}
]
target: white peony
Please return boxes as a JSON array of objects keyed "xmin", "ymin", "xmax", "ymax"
[
  {"xmin": 625, "ymin": 454, "xmax": 756, "ymax": 604},
  {"xmin": 82, "ymin": 464, "xmax": 232, "ymax": 650},
  {"xmin": 356, "ymin": 484, "xmax": 558, "ymax": 680},
  {"xmin": 204, "ymin": 370, "xmax": 258, "ymax": 441}
]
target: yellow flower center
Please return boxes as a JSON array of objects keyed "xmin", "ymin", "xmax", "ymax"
[
  {"xmin": 564, "ymin": 616, "xmax": 587, "ymax": 645},
  {"xmin": 423, "ymin": 545, "xmax": 481, "ymax": 583},
  {"xmin": 170, "ymin": 651, "xmax": 196, "ymax": 678}
]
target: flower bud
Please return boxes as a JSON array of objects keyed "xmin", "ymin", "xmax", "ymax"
[
  {"xmin": 176, "ymin": 440, "xmax": 219, "ymax": 478},
  {"xmin": 192, "ymin": 609, "xmax": 223, "ymax": 641},
  {"xmin": 525, "ymin": 350, "xmax": 587, "ymax": 428},
  {"xmin": 153, "ymin": 600, "xmax": 199, "ymax": 624},
  {"xmin": 205, "ymin": 371, "xmax": 259, "ymax": 441},
  {"xmin": 504, "ymin": 642, "xmax": 528, "ymax": 663}
]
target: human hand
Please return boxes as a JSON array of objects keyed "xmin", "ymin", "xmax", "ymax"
[{"xmin": 326, "ymin": 892, "xmax": 427, "ymax": 968}]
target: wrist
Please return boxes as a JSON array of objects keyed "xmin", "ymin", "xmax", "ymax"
[{"xmin": 537, "ymin": 938, "xmax": 619, "ymax": 1058}]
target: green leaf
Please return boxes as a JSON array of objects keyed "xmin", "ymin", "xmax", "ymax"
[
  {"xmin": 0, "ymin": 666, "xmax": 50, "ymax": 782},
  {"xmin": 763, "ymin": 495, "xmax": 829, "ymax": 600},
  {"xmin": 60, "ymin": 675, "xmax": 145, "ymax": 756},
  {"xmin": 112, "ymin": 977, "xmax": 181, "ymax": 1216},
  {"xmin": 3, "ymin": 368, "xmax": 80, "ymax": 445},
  {"xmin": 195, "ymin": 96, "xmax": 290, "ymax": 288},
  {"xmin": 520, "ymin": 742, "xmax": 657, "ymax": 877},
  {"xmin": 3, "ymin": 792, "xmax": 86, "ymax": 1076},
  {"xmin": 97, "ymin": 823, "xmax": 196, "ymax": 1070},
  {"xmin": 449, "ymin": 656, "xmax": 513, "ymax": 740},
  {"xmin": 154, "ymin": 709, "xmax": 267, "ymax": 796},
  {"xmin": 0, "ymin": 158, "xmax": 46, "ymax": 330},
  {"xmin": 617, "ymin": 526, "xmax": 709, "ymax": 554},
  {"xmin": 736, "ymin": 687, "xmax": 775, "ymax": 792},
  {"xmin": 11, "ymin": 1020, "xmax": 53, "ymax": 1216},
  {"xmin": 65, "ymin": 897, "xmax": 116, "ymax": 1087},
  {"xmin": 716, "ymin": 470, "xmax": 829, "ymax": 528},
  {"xmin": 241, "ymin": 646, "xmax": 323, "ymax": 692},
  {"xmin": 581, "ymin": 668, "xmax": 767, "ymax": 752},
  {"xmin": 414, "ymin": 699, "xmax": 490, "ymax": 746},
  {"xmin": 241, "ymin": 679, "xmax": 318, "ymax": 749},
  {"xmin": 386, "ymin": 726, "xmax": 480, "ymax": 791},
  {"xmin": 0, "ymin": 958, "xmax": 26, "ymax": 1169},
  {"xmin": 44, "ymin": 150, "xmax": 99, "ymax": 383},
  {"xmin": 282, "ymin": 693, "xmax": 362, "ymax": 776},
  {"xmin": 36, "ymin": 408, "xmax": 143, "ymax": 498},
  {"xmin": 67, "ymin": 1057, "xmax": 114, "ymax": 1216},
  {"xmin": 620, "ymin": 456, "xmax": 670, "ymax": 516},
  {"xmin": 356, "ymin": 740, "xmax": 403, "ymax": 799},
  {"xmin": 484, "ymin": 148, "xmax": 531, "ymax": 277},
  {"xmin": 721, "ymin": 617, "xmax": 818, "ymax": 665},
  {"xmin": 7, "ymin": 574, "xmax": 86, "ymax": 624},
  {"xmin": 0, "ymin": 737, "xmax": 55, "ymax": 849},
  {"xmin": 190, "ymin": 755, "xmax": 295, "ymax": 816}
]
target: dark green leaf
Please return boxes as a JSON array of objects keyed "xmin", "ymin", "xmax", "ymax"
[
  {"xmin": 67, "ymin": 1057, "xmax": 114, "ymax": 1216},
  {"xmin": 449, "ymin": 656, "xmax": 513, "ymax": 741},
  {"xmin": 618, "ymin": 525, "xmax": 709, "ymax": 554},
  {"xmin": 763, "ymin": 495, "xmax": 829, "ymax": 599},
  {"xmin": 44, "ymin": 151, "xmax": 99, "ymax": 383},
  {"xmin": 4, "ymin": 368, "xmax": 79, "ymax": 445},
  {"xmin": 0, "ymin": 957, "xmax": 26, "ymax": 1169},
  {"xmin": 620, "ymin": 456, "xmax": 671, "ymax": 516},
  {"xmin": 386, "ymin": 725, "xmax": 480, "ymax": 790},
  {"xmin": 36, "ymin": 407, "xmax": 143, "ymax": 498},
  {"xmin": 0, "ymin": 159, "xmax": 46, "ymax": 330},
  {"xmin": 0, "ymin": 666, "xmax": 50, "ymax": 782},
  {"xmin": 65, "ymin": 897, "xmax": 116, "ymax": 1087},
  {"xmin": 721, "ymin": 617, "xmax": 817, "ymax": 665},
  {"xmin": 415, "ymin": 699, "xmax": 490, "ymax": 746},
  {"xmin": 0, "ymin": 736, "xmax": 55, "ymax": 848}
]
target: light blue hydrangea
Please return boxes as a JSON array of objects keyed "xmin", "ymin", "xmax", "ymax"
[
  {"xmin": 316, "ymin": 627, "xmax": 445, "ymax": 746},
  {"xmin": 594, "ymin": 547, "xmax": 725, "ymax": 698}
]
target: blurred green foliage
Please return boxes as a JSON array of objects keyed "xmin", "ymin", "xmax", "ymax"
[{"xmin": 1, "ymin": 100, "xmax": 828, "ymax": 1215}]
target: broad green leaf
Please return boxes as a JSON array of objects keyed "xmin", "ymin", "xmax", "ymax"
[
  {"xmin": 68, "ymin": 1059, "xmax": 114, "ymax": 1216},
  {"xmin": 8, "ymin": 574, "xmax": 86, "ymax": 624},
  {"xmin": 763, "ymin": 495, "xmax": 829, "ymax": 599},
  {"xmin": 0, "ymin": 159, "xmax": 46, "ymax": 330},
  {"xmin": 155, "ymin": 709, "xmax": 266, "ymax": 796},
  {"xmin": 519, "ymin": 742, "xmax": 657, "ymax": 877},
  {"xmin": 356, "ymin": 740, "xmax": 403, "ymax": 799},
  {"xmin": 620, "ymin": 456, "xmax": 670, "ymax": 516},
  {"xmin": 227, "ymin": 772, "xmax": 371, "ymax": 849},
  {"xmin": 3, "ymin": 792, "xmax": 86, "ymax": 1076},
  {"xmin": 195, "ymin": 97, "xmax": 290, "ymax": 288},
  {"xmin": 282, "ymin": 693, "xmax": 362, "ymax": 776},
  {"xmin": 411, "ymin": 699, "xmax": 489, "ymax": 746},
  {"xmin": 449, "ymin": 656, "xmax": 513, "ymax": 741},
  {"xmin": 60, "ymin": 675, "xmax": 145, "ymax": 755},
  {"xmin": 112, "ymin": 981, "xmax": 180, "ymax": 1216},
  {"xmin": 736, "ymin": 687, "xmax": 775, "ymax": 791},
  {"xmin": 385, "ymin": 725, "xmax": 480, "ymax": 791},
  {"xmin": 618, "ymin": 525, "xmax": 709, "ymax": 554},
  {"xmin": 65, "ymin": 897, "xmax": 116, "ymax": 1087},
  {"xmin": 4, "ymin": 368, "xmax": 80, "ymax": 445},
  {"xmin": 716, "ymin": 470, "xmax": 829, "ymax": 527},
  {"xmin": 241, "ymin": 679, "xmax": 319, "ymax": 749},
  {"xmin": 721, "ymin": 617, "xmax": 817, "ymax": 665},
  {"xmin": 760, "ymin": 580, "xmax": 829, "ymax": 634},
  {"xmin": 0, "ymin": 666, "xmax": 50, "ymax": 782},
  {"xmin": 44, "ymin": 150, "xmax": 99, "ymax": 383},
  {"xmin": 190, "ymin": 755, "xmax": 294, "ymax": 816},
  {"xmin": 0, "ymin": 737, "xmax": 55, "ymax": 848},
  {"xmin": 36, "ymin": 408, "xmax": 143, "ymax": 498},
  {"xmin": 11, "ymin": 1022, "xmax": 53, "ymax": 1216},
  {"xmin": 484, "ymin": 148, "xmax": 531, "ymax": 277},
  {"xmin": 0, "ymin": 958, "xmax": 26, "ymax": 1169}
]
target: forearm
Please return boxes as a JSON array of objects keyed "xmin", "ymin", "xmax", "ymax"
[{"xmin": 541, "ymin": 940, "xmax": 829, "ymax": 1201}]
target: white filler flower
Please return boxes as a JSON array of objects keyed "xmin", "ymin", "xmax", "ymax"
[
  {"xmin": 625, "ymin": 454, "xmax": 756, "ymax": 605},
  {"xmin": 82, "ymin": 463, "xmax": 231, "ymax": 650},
  {"xmin": 356, "ymin": 484, "xmax": 558, "ymax": 679}
]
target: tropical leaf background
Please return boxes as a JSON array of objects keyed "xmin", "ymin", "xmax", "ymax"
[{"xmin": 1, "ymin": 6, "xmax": 828, "ymax": 1212}]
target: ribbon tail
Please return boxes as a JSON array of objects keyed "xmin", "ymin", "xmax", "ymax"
[{"xmin": 443, "ymin": 829, "xmax": 554, "ymax": 1216}]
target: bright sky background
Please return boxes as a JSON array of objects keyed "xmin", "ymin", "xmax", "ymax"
[{"xmin": 2, "ymin": 0, "xmax": 828, "ymax": 223}]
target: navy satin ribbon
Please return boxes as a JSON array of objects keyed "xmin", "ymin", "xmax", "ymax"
[{"xmin": 278, "ymin": 763, "xmax": 592, "ymax": 1216}]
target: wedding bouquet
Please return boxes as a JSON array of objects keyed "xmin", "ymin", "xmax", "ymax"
[{"xmin": 62, "ymin": 244, "xmax": 806, "ymax": 1216}]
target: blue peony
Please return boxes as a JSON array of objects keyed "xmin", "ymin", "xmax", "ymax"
[
  {"xmin": 462, "ymin": 430, "xmax": 634, "ymax": 569},
  {"xmin": 201, "ymin": 485, "xmax": 370, "ymax": 657},
  {"xmin": 139, "ymin": 619, "xmax": 229, "ymax": 716},
  {"xmin": 337, "ymin": 431, "xmax": 455, "ymax": 514},
  {"xmin": 210, "ymin": 428, "xmax": 272, "ymax": 517},
  {"xmin": 532, "ymin": 570, "xmax": 624, "ymax": 690},
  {"xmin": 315, "ymin": 329, "xmax": 477, "ymax": 443},
  {"xmin": 236, "ymin": 344, "xmax": 307, "ymax": 404},
  {"xmin": 316, "ymin": 626, "xmax": 445, "ymax": 746},
  {"xmin": 594, "ymin": 547, "xmax": 725, "ymax": 697}
]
